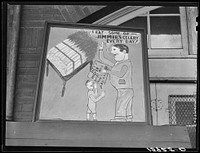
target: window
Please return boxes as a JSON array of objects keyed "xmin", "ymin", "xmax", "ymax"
[
  {"xmin": 120, "ymin": 7, "xmax": 188, "ymax": 56},
  {"xmin": 150, "ymin": 16, "xmax": 182, "ymax": 49},
  {"xmin": 149, "ymin": 7, "xmax": 182, "ymax": 49}
]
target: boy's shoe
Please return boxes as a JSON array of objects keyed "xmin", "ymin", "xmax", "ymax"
[
  {"xmin": 126, "ymin": 118, "xmax": 133, "ymax": 122},
  {"xmin": 126, "ymin": 116, "xmax": 133, "ymax": 122}
]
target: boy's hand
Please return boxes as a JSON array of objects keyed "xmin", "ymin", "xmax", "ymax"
[
  {"xmin": 94, "ymin": 83, "xmax": 97, "ymax": 89},
  {"xmin": 102, "ymin": 91, "xmax": 105, "ymax": 96},
  {"xmin": 102, "ymin": 69, "xmax": 111, "ymax": 74},
  {"xmin": 99, "ymin": 42, "xmax": 104, "ymax": 51},
  {"xmin": 102, "ymin": 69, "xmax": 107, "ymax": 73}
]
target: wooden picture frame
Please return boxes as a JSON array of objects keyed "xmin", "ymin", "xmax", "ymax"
[{"xmin": 33, "ymin": 22, "xmax": 152, "ymax": 124}]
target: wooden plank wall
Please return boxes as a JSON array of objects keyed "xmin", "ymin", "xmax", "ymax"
[
  {"xmin": 8, "ymin": 5, "xmax": 105, "ymax": 121},
  {"xmin": 6, "ymin": 122, "xmax": 191, "ymax": 148},
  {"xmin": 186, "ymin": 7, "xmax": 198, "ymax": 55}
]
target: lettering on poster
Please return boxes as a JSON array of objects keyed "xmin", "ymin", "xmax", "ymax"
[{"xmin": 89, "ymin": 30, "xmax": 140, "ymax": 44}]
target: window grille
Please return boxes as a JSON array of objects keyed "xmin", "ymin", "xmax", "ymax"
[{"xmin": 168, "ymin": 95, "xmax": 196, "ymax": 148}]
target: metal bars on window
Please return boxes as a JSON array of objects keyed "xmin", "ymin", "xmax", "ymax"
[{"xmin": 168, "ymin": 95, "xmax": 196, "ymax": 148}]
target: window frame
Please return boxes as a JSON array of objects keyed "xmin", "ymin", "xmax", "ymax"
[
  {"xmin": 143, "ymin": 7, "xmax": 189, "ymax": 57},
  {"xmin": 186, "ymin": 7, "xmax": 198, "ymax": 55}
]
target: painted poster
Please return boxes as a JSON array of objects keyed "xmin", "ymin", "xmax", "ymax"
[{"xmin": 36, "ymin": 23, "xmax": 151, "ymax": 123}]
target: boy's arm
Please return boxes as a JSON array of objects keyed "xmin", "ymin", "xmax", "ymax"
[
  {"xmin": 93, "ymin": 84, "xmax": 98, "ymax": 96},
  {"xmin": 96, "ymin": 92, "xmax": 105, "ymax": 101},
  {"xmin": 89, "ymin": 92, "xmax": 105, "ymax": 103}
]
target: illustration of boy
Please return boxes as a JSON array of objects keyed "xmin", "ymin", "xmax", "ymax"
[{"xmin": 85, "ymin": 80, "xmax": 105, "ymax": 121}]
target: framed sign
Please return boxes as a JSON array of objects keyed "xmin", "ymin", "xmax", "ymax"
[{"xmin": 34, "ymin": 22, "xmax": 151, "ymax": 124}]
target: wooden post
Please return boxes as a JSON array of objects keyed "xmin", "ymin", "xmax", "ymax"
[
  {"xmin": 6, "ymin": 5, "xmax": 21, "ymax": 121},
  {"xmin": 186, "ymin": 7, "xmax": 198, "ymax": 55}
]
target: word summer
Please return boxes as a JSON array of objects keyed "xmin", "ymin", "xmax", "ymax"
[{"xmin": 97, "ymin": 34, "xmax": 140, "ymax": 44}]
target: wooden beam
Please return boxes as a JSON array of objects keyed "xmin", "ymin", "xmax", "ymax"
[
  {"xmin": 6, "ymin": 5, "xmax": 21, "ymax": 121},
  {"xmin": 186, "ymin": 7, "xmax": 198, "ymax": 55},
  {"xmin": 149, "ymin": 77, "xmax": 197, "ymax": 83},
  {"xmin": 6, "ymin": 122, "xmax": 191, "ymax": 148},
  {"xmin": 93, "ymin": 6, "xmax": 161, "ymax": 26}
]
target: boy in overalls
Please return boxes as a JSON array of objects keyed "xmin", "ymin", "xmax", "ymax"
[{"xmin": 85, "ymin": 80, "xmax": 105, "ymax": 121}]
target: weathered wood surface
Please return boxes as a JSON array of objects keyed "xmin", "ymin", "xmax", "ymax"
[
  {"xmin": 6, "ymin": 5, "xmax": 21, "ymax": 121},
  {"xmin": 6, "ymin": 122, "xmax": 191, "ymax": 148},
  {"xmin": 186, "ymin": 7, "xmax": 198, "ymax": 55}
]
